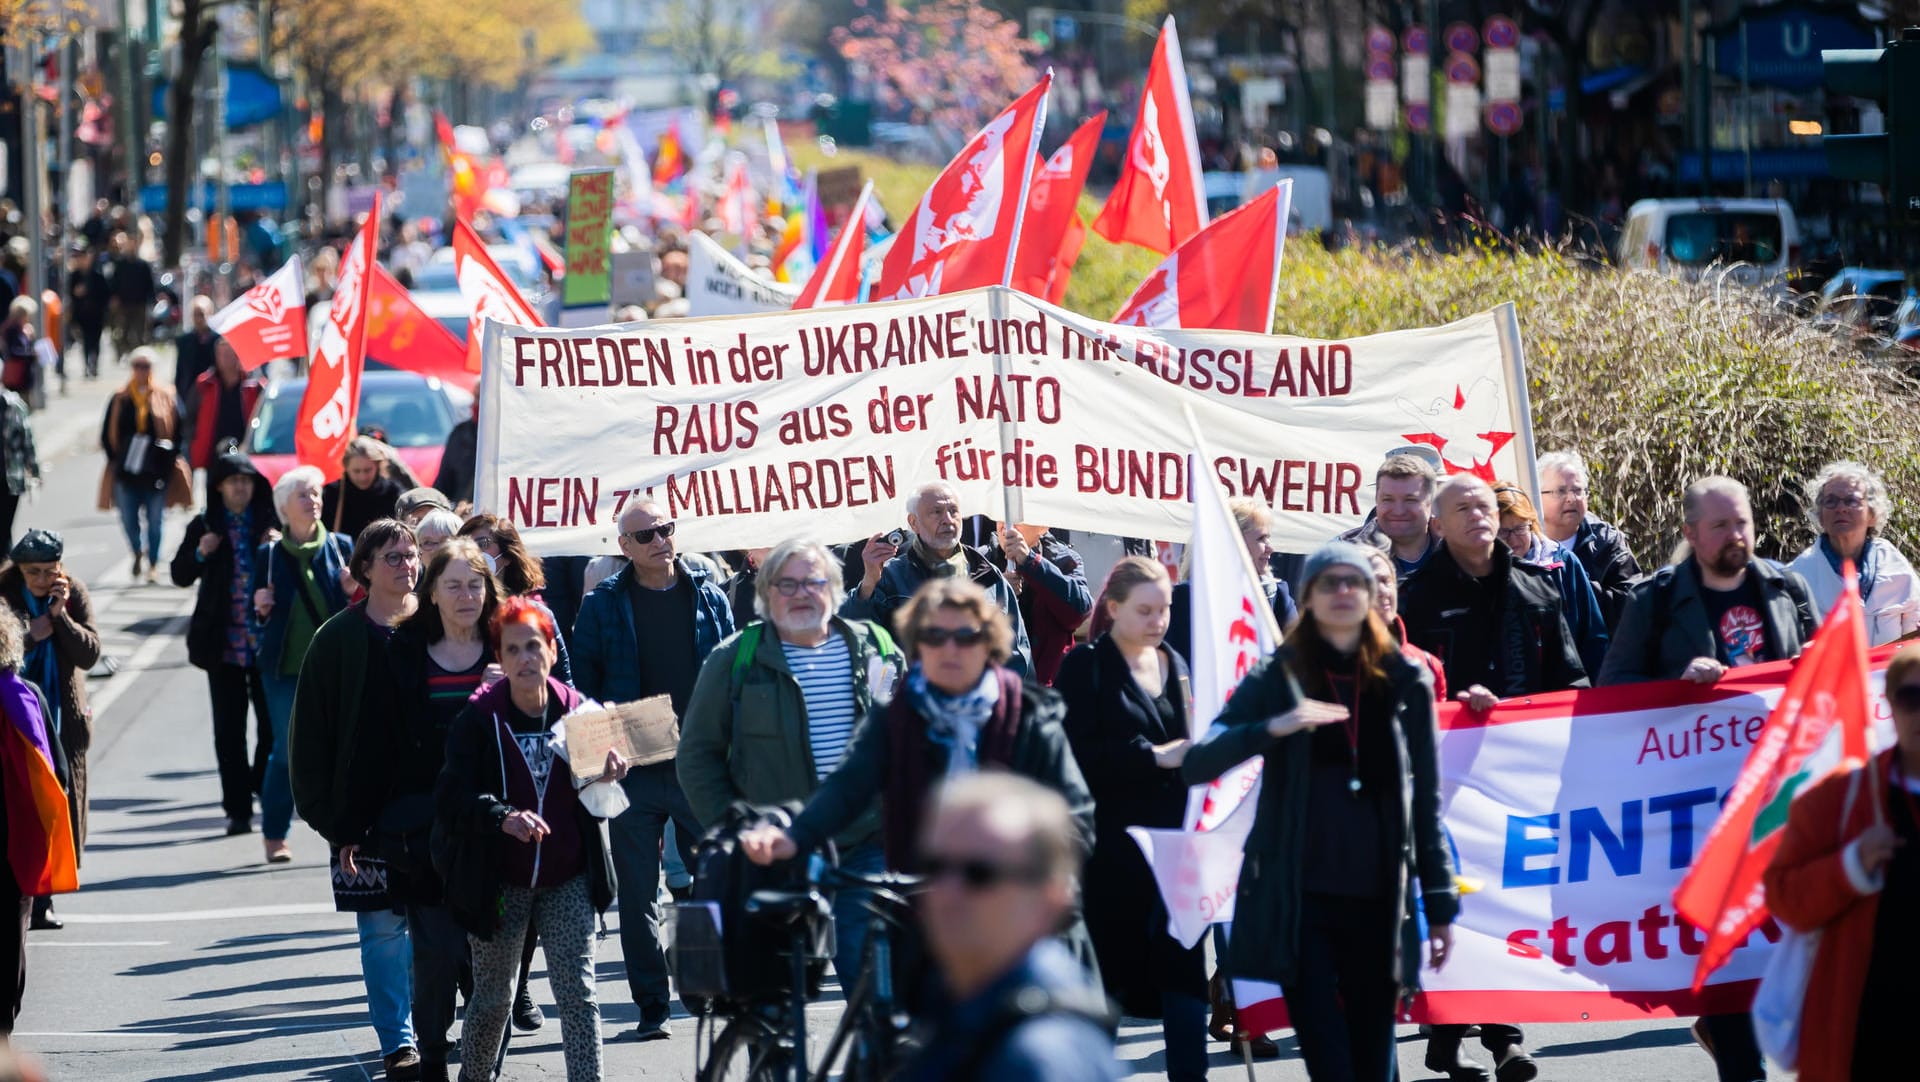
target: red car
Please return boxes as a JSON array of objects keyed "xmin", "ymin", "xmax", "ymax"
[{"xmin": 245, "ymin": 369, "xmax": 474, "ymax": 486}]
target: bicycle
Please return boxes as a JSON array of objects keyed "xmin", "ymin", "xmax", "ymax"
[{"xmin": 692, "ymin": 857, "xmax": 924, "ymax": 1082}]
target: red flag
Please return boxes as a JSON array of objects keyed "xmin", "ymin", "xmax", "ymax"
[
  {"xmin": 1112, "ymin": 180, "xmax": 1291, "ymax": 333},
  {"xmin": 1673, "ymin": 564, "xmax": 1874, "ymax": 991},
  {"xmin": 1092, "ymin": 17, "xmax": 1207, "ymax": 254},
  {"xmin": 1011, "ymin": 111, "xmax": 1104, "ymax": 301},
  {"xmin": 366, "ymin": 266, "xmax": 475, "ymax": 391},
  {"xmin": 1048, "ymin": 215, "xmax": 1086, "ymax": 305},
  {"xmin": 296, "ymin": 198, "xmax": 378, "ymax": 479},
  {"xmin": 719, "ymin": 159, "xmax": 756, "ymax": 237},
  {"xmin": 793, "ymin": 181, "xmax": 874, "ymax": 309},
  {"xmin": 453, "ymin": 218, "xmax": 544, "ymax": 373},
  {"xmin": 871, "ymin": 74, "xmax": 1053, "ymax": 301},
  {"xmin": 208, "ymin": 254, "xmax": 306, "ymax": 371}
]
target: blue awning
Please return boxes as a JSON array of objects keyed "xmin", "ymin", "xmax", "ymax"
[
  {"xmin": 138, "ymin": 181, "xmax": 290, "ymax": 214},
  {"xmin": 1677, "ymin": 147, "xmax": 1829, "ymax": 183},
  {"xmin": 1546, "ymin": 66, "xmax": 1645, "ymax": 111},
  {"xmin": 151, "ymin": 63, "xmax": 285, "ymax": 130}
]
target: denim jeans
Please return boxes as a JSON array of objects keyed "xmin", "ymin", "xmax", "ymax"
[
  {"xmin": 607, "ymin": 762, "xmax": 701, "ymax": 1010},
  {"xmin": 358, "ymin": 908, "xmax": 416, "ymax": 1056},
  {"xmin": 113, "ymin": 481, "xmax": 165, "ymax": 565},
  {"xmin": 259, "ymin": 670, "xmax": 298, "ymax": 841},
  {"xmin": 830, "ymin": 842, "xmax": 886, "ymax": 986}
]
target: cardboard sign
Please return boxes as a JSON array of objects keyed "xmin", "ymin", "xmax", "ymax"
[{"xmin": 563, "ymin": 695, "xmax": 680, "ymax": 782}]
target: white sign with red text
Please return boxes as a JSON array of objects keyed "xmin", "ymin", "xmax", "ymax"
[{"xmin": 472, "ymin": 286, "xmax": 1533, "ymax": 557}]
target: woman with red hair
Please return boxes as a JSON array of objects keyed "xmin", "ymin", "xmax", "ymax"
[{"xmin": 433, "ymin": 596, "xmax": 628, "ymax": 1081}]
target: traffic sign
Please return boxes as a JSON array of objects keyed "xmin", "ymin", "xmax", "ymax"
[
  {"xmin": 1485, "ymin": 49, "xmax": 1522, "ymax": 101},
  {"xmin": 1407, "ymin": 103, "xmax": 1431, "ymax": 133},
  {"xmin": 1446, "ymin": 51, "xmax": 1481, "ymax": 85},
  {"xmin": 1366, "ymin": 57, "xmax": 1395, "ymax": 81},
  {"xmin": 1054, "ymin": 15, "xmax": 1077, "ymax": 42},
  {"xmin": 1403, "ymin": 56, "xmax": 1431, "ymax": 105},
  {"xmin": 1484, "ymin": 16, "xmax": 1519, "ymax": 50},
  {"xmin": 1486, "ymin": 100, "xmax": 1522, "ymax": 136},
  {"xmin": 1404, "ymin": 25, "xmax": 1428, "ymax": 55},
  {"xmin": 1366, "ymin": 81, "xmax": 1398, "ymax": 130},
  {"xmin": 1445, "ymin": 22, "xmax": 1478, "ymax": 55},
  {"xmin": 1366, "ymin": 25, "xmax": 1395, "ymax": 56}
]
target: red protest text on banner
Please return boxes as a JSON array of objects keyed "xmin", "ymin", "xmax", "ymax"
[{"xmin": 296, "ymin": 196, "xmax": 379, "ymax": 479}]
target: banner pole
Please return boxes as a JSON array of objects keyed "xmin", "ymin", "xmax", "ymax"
[
  {"xmin": 472, "ymin": 316, "xmax": 500, "ymax": 517},
  {"xmin": 1494, "ymin": 301, "xmax": 1541, "ymax": 510},
  {"xmin": 992, "ymin": 287, "xmax": 1025, "ymax": 530}
]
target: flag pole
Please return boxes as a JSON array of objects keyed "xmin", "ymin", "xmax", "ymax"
[
  {"xmin": 811, "ymin": 181, "xmax": 872, "ymax": 305},
  {"xmin": 1262, "ymin": 180, "xmax": 1293, "ymax": 335},
  {"xmin": 1000, "ymin": 71, "xmax": 1054, "ymax": 289}
]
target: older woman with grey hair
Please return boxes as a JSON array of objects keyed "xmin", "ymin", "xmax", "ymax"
[
  {"xmin": 1787, "ymin": 460, "xmax": 1920, "ymax": 645},
  {"xmin": 676, "ymin": 536, "xmax": 905, "ymax": 981}
]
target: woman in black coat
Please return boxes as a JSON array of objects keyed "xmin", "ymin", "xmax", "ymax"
[
  {"xmin": 169, "ymin": 446, "xmax": 278, "ymax": 834},
  {"xmin": 1056, "ymin": 556, "xmax": 1207, "ymax": 1082},
  {"xmin": 1183, "ymin": 542, "xmax": 1458, "ymax": 1082}
]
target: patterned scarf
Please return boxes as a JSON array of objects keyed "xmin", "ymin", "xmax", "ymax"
[
  {"xmin": 21, "ymin": 590, "xmax": 58, "ymax": 737},
  {"xmin": 907, "ymin": 663, "xmax": 1000, "ymax": 778}
]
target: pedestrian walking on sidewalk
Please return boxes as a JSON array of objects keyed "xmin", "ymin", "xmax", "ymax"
[
  {"xmin": 98, "ymin": 349, "xmax": 184, "ymax": 582},
  {"xmin": 0, "ymin": 376, "xmax": 39, "ymax": 555},
  {"xmin": 290, "ymin": 518, "xmax": 424, "ymax": 1080},
  {"xmin": 435, "ymin": 597, "xmax": 629, "ymax": 1082},
  {"xmin": 170, "ymin": 446, "xmax": 278, "ymax": 836},
  {"xmin": 0, "ymin": 530, "xmax": 100, "ymax": 932},
  {"xmin": 250, "ymin": 465, "xmax": 355, "ymax": 865}
]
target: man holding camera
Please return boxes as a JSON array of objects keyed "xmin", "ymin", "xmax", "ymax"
[{"xmin": 840, "ymin": 481, "xmax": 1033, "ymax": 675}]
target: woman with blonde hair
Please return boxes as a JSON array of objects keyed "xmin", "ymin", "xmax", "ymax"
[{"xmin": 321, "ymin": 435, "xmax": 414, "ymax": 542}]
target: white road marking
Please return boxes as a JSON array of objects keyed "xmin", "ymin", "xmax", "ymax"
[
  {"xmin": 85, "ymin": 575, "xmax": 193, "ymax": 724},
  {"xmin": 26, "ymin": 940, "xmax": 168, "ymax": 947},
  {"xmin": 63, "ymin": 903, "xmax": 336, "ymax": 924},
  {"xmin": 15, "ymin": 1020, "xmax": 355, "ymax": 1039}
]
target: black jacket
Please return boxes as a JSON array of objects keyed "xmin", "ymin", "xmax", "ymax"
[
  {"xmin": 1567, "ymin": 514, "xmax": 1644, "ymax": 630},
  {"xmin": 434, "ymin": 417, "xmax": 477, "ymax": 504},
  {"xmin": 170, "ymin": 481, "xmax": 279, "ymax": 671},
  {"xmin": 1054, "ymin": 636, "xmax": 1204, "ymax": 1007},
  {"xmin": 1181, "ymin": 646, "xmax": 1458, "ymax": 991},
  {"xmin": 1164, "ymin": 578, "xmax": 1297, "ymax": 669},
  {"xmin": 1596, "ymin": 558, "xmax": 1817, "ymax": 686},
  {"xmin": 321, "ymin": 474, "xmax": 407, "ymax": 542},
  {"xmin": 1398, "ymin": 543, "xmax": 1590, "ymax": 697},
  {"xmin": 841, "ymin": 542, "xmax": 1033, "ymax": 675}
]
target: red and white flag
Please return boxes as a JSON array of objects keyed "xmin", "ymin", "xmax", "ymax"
[
  {"xmin": 296, "ymin": 199, "xmax": 379, "ymax": 479},
  {"xmin": 454, "ymin": 217, "xmax": 544, "ymax": 373},
  {"xmin": 208, "ymin": 255, "xmax": 306, "ymax": 371},
  {"xmin": 1011, "ymin": 110, "xmax": 1104, "ymax": 303},
  {"xmin": 871, "ymin": 74, "xmax": 1052, "ymax": 301},
  {"xmin": 1092, "ymin": 17, "xmax": 1207, "ymax": 254},
  {"xmin": 1674, "ymin": 565, "xmax": 1874, "ymax": 991},
  {"xmin": 1112, "ymin": 180, "xmax": 1292, "ymax": 333},
  {"xmin": 793, "ymin": 181, "xmax": 874, "ymax": 310},
  {"xmin": 718, "ymin": 158, "xmax": 756, "ymax": 238}
]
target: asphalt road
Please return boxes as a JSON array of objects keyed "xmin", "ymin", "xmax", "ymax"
[{"xmin": 11, "ymin": 346, "xmax": 1734, "ymax": 1080}]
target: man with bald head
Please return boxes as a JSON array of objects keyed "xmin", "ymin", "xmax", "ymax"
[
  {"xmin": 571, "ymin": 497, "xmax": 735, "ymax": 1041},
  {"xmin": 842, "ymin": 480, "xmax": 1033, "ymax": 674}
]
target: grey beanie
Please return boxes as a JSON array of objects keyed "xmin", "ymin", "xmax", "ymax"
[{"xmin": 1300, "ymin": 540, "xmax": 1379, "ymax": 596}]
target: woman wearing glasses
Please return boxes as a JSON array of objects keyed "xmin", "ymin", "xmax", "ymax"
[
  {"xmin": 459, "ymin": 513, "xmax": 572, "ymax": 684},
  {"xmin": 1492, "ymin": 482, "xmax": 1609, "ymax": 677},
  {"xmin": 286, "ymin": 518, "xmax": 427, "ymax": 1080},
  {"xmin": 739, "ymin": 576, "xmax": 1093, "ymax": 879},
  {"xmin": 1183, "ymin": 541, "xmax": 1458, "ymax": 1082},
  {"xmin": 1787, "ymin": 461, "xmax": 1920, "ymax": 645}
]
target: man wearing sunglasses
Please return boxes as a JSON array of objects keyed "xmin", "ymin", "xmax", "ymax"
[
  {"xmin": 904, "ymin": 772, "xmax": 1119, "ymax": 1082},
  {"xmin": 841, "ymin": 481, "xmax": 1033, "ymax": 675},
  {"xmin": 678, "ymin": 537, "xmax": 903, "ymax": 983},
  {"xmin": 570, "ymin": 498, "xmax": 736, "ymax": 1042}
]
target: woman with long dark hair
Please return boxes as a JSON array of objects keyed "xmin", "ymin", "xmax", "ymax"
[
  {"xmin": 1057, "ymin": 556, "xmax": 1207, "ymax": 1081},
  {"xmin": 1184, "ymin": 541, "xmax": 1458, "ymax": 1081}
]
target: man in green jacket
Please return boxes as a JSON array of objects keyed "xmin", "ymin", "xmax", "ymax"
[{"xmin": 678, "ymin": 537, "xmax": 901, "ymax": 983}]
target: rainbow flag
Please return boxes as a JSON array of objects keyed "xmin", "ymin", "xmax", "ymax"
[
  {"xmin": 653, "ymin": 123, "xmax": 686, "ymax": 188},
  {"xmin": 0, "ymin": 676, "xmax": 77, "ymax": 896}
]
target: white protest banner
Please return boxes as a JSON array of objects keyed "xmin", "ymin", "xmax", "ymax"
[
  {"xmin": 474, "ymin": 285, "xmax": 1534, "ymax": 557},
  {"xmin": 1230, "ymin": 650, "xmax": 1899, "ymax": 1032},
  {"xmin": 685, "ymin": 230, "xmax": 798, "ymax": 317}
]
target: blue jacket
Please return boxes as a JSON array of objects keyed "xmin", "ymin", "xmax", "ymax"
[
  {"xmin": 903, "ymin": 940, "xmax": 1120, "ymax": 1082},
  {"xmin": 1521, "ymin": 536, "xmax": 1610, "ymax": 678},
  {"xmin": 570, "ymin": 558, "xmax": 735, "ymax": 705},
  {"xmin": 841, "ymin": 542, "xmax": 1033, "ymax": 676},
  {"xmin": 249, "ymin": 531, "xmax": 355, "ymax": 674}
]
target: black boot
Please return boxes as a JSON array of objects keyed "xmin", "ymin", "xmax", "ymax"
[
  {"xmin": 1425, "ymin": 1028, "xmax": 1491, "ymax": 1082},
  {"xmin": 512, "ymin": 981, "xmax": 544, "ymax": 1032},
  {"xmin": 30, "ymin": 896, "xmax": 61, "ymax": 931}
]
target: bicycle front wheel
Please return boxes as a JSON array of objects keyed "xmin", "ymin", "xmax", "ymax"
[{"xmin": 698, "ymin": 1015, "xmax": 795, "ymax": 1082}]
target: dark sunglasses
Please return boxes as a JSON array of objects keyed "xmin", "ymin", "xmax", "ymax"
[
  {"xmin": 920, "ymin": 855, "xmax": 1049, "ymax": 891},
  {"xmin": 919, "ymin": 626, "xmax": 986, "ymax": 648},
  {"xmin": 1891, "ymin": 684, "xmax": 1920, "ymax": 712},
  {"xmin": 623, "ymin": 521, "xmax": 676, "ymax": 545}
]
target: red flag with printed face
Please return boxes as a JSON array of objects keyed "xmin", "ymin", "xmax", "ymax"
[
  {"xmin": 295, "ymin": 198, "xmax": 378, "ymax": 479},
  {"xmin": 1092, "ymin": 17, "xmax": 1207, "ymax": 254},
  {"xmin": 871, "ymin": 74, "xmax": 1052, "ymax": 301},
  {"xmin": 793, "ymin": 182, "xmax": 874, "ymax": 309},
  {"xmin": 1011, "ymin": 111, "xmax": 1104, "ymax": 302},
  {"xmin": 1112, "ymin": 181, "xmax": 1290, "ymax": 333}
]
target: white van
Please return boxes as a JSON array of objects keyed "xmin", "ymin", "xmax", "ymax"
[{"xmin": 1617, "ymin": 198, "xmax": 1801, "ymax": 286}]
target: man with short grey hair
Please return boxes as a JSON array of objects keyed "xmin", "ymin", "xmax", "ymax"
[
  {"xmin": 1535, "ymin": 450, "xmax": 1642, "ymax": 627},
  {"xmin": 679, "ymin": 537, "xmax": 903, "ymax": 981},
  {"xmin": 842, "ymin": 481, "xmax": 1033, "ymax": 674}
]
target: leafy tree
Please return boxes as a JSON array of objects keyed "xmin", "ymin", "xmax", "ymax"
[{"xmin": 833, "ymin": 0, "xmax": 1039, "ymax": 137}]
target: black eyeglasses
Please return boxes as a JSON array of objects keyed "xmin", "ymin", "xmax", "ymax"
[
  {"xmin": 1891, "ymin": 684, "xmax": 1920, "ymax": 712},
  {"xmin": 771, "ymin": 577, "xmax": 830, "ymax": 597},
  {"xmin": 920, "ymin": 855, "xmax": 1049, "ymax": 891},
  {"xmin": 379, "ymin": 551, "xmax": 420, "ymax": 569},
  {"xmin": 919, "ymin": 626, "xmax": 986, "ymax": 648},
  {"xmin": 623, "ymin": 522, "xmax": 676, "ymax": 545}
]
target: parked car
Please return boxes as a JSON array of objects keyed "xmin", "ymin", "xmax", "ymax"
[
  {"xmin": 1616, "ymin": 198, "xmax": 1801, "ymax": 287},
  {"xmin": 244, "ymin": 369, "xmax": 474, "ymax": 485},
  {"xmin": 1813, "ymin": 267, "xmax": 1908, "ymax": 340}
]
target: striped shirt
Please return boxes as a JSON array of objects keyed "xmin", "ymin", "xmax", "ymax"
[{"xmin": 781, "ymin": 633, "xmax": 857, "ymax": 778}]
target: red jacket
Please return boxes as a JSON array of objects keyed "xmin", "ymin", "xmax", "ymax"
[
  {"xmin": 189, "ymin": 370, "xmax": 264, "ymax": 469},
  {"xmin": 1395, "ymin": 616, "xmax": 1447, "ymax": 701},
  {"xmin": 1761, "ymin": 751, "xmax": 1896, "ymax": 1082}
]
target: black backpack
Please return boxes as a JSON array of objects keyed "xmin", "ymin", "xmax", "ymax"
[{"xmin": 671, "ymin": 801, "xmax": 833, "ymax": 1013}]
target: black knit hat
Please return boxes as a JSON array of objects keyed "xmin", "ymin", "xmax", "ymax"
[{"xmin": 207, "ymin": 443, "xmax": 261, "ymax": 491}]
